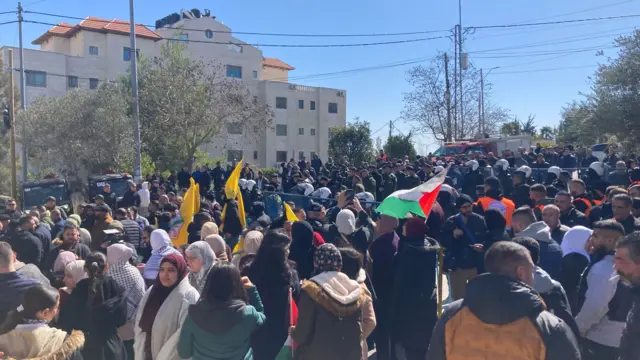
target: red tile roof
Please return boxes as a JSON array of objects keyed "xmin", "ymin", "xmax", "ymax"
[
  {"xmin": 32, "ymin": 17, "xmax": 161, "ymax": 45},
  {"xmin": 263, "ymin": 57, "xmax": 295, "ymax": 71}
]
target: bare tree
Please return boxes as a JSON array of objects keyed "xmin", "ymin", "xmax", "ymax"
[{"xmin": 402, "ymin": 53, "xmax": 510, "ymax": 141}]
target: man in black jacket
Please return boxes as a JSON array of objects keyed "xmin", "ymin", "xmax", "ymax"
[
  {"xmin": 611, "ymin": 193, "xmax": 640, "ymax": 234},
  {"xmin": 554, "ymin": 191, "xmax": 590, "ymax": 228},
  {"xmin": 427, "ymin": 241, "xmax": 581, "ymax": 360},
  {"xmin": 512, "ymin": 170, "xmax": 532, "ymax": 208},
  {"xmin": 118, "ymin": 181, "xmax": 141, "ymax": 209},
  {"xmin": 440, "ymin": 194, "xmax": 487, "ymax": 300},
  {"xmin": 100, "ymin": 184, "xmax": 118, "ymax": 211},
  {"xmin": 614, "ymin": 232, "xmax": 640, "ymax": 360},
  {"xmin": 177, "ymin": 166, "xmax": 192, "ymax": 189},
  {"xmin": 9, "ymin": 215, "xmax": 42, "ymax": 267}
]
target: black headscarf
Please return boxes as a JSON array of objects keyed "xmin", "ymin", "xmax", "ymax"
[{"xmin": 289, "ymin": 221, "xmax": 315, "ymax": 280}]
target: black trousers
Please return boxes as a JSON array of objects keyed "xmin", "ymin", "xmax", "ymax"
[{"xmin": 582, "ymin": 338, "xmax": 619, "ymax": 360}]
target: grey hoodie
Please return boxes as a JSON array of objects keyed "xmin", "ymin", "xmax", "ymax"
[{"xmin": 516, "ymin": 222, "xmax": 563, "ymax": 279}]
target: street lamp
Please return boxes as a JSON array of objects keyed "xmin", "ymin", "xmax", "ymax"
[{"xmin": 480, "ymin": 66, "xmax": 499, "ymax": 134}]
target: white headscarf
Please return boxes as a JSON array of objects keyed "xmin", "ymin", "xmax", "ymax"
[
  {"xmin": 138, "ymin": 182, "xmax": 150, "ymax": 207},
  {"xmin": 336, "ymin": 209, "xmax": 356, "ymax": 235},
  {"xmin": 65, "ymin": 260, "xmax": 87, "ymax": 283},
  {"xmin": 561, "ymin": 226, "xmax": 592, "ymax": 262},
  {"xmin": 144, "ymin": 229, "xmax": 181, "ymax": 280},
  {"xmin": 186, "ymin": 241, "xmax": 216, "ymax": 294}
]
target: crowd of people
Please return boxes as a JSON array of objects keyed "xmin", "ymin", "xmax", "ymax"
[{"xmin": 0, "ymin": 145, "xmax": 638, "ymax": 360}]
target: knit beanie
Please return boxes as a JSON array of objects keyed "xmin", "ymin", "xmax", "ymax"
[{"xmin": 456, "ymin": 194, "xmax": 474, "ymax": 209}]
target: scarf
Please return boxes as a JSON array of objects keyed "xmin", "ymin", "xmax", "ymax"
[
  {"xmin": 144, "ymin": 230, "xmax": 181, "ymax": 280},
  {"xmin": 138, "ymin": 254, "xmax": 188, "ymax": 360},
  {"xmin": 186, "ymin": 241, "xmax": 216, "ymax": 294},
  {"xmin": 205, "ymin": 234, "xmax": 228, "ymax": 262},
  {"xmin": 313, "ymin": 243, "xmax": 343, "ymax": 275},
  {"xmin": 200, "ymin": 222, "xmax": 219, "ymax": 240},
  {"xmin": 561, "ymin": 225, "xmax": 592, "ymax": 261},
  {"xmin": 243, "ymin": 231, "xmax": 264, "ymax": 255},
  {"xmin": 65, "ymin": 260, "xmax": 87, "ymax": 283},
  {"xmin": 107, "ymin": 244, "xmax": 146, "ymax": 320},
  {"xmin": 53, "ymin": 251, "xmax": 77, "ymax": 273}
]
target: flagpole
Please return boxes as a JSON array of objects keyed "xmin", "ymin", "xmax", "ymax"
[
  {"xmin": 437, "ymin": 248, "xmax": 444, "ymax": 317},
  {"xmin": 289, "ymin": 287, "xmax": 295, "ymax": 358}
]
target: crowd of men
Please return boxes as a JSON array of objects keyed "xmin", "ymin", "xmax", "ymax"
[{"xmin": 0, "ymin": 144, "xmax": 639, "ymax": 360}]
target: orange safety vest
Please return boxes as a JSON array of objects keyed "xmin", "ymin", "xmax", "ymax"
[
  {"xmin": 593, "ymin": 199, "xmax": 603, "ymax": 206},
  {"xmin": 476, "ymin": 196, "xmax": 516, "ymax": 227},
  {"xmin": 573, "ymin": 197, "xmax": 594, "ymax": 216}
]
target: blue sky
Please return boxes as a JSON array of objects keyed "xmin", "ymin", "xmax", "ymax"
[{"xmin": 1, "ymin": 0, "xmax": 638, "ymax": 152}]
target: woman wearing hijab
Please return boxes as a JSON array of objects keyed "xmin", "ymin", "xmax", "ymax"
[
  {"xmin": 178, "ymin": 263, "xmax": 266, "ymax": 360},
  {"xmin": 143, "ymin": 229, "xmax": 181, "ymax": 286},
  {"xmin": 200, "ymin": 222, "xmax": 219, "ymax": 240},
  {"xmin": 291, "ymin": 243, "xmax": 366, "ymax": 360},
  {"xmin": 232, "ymin": 230, "xmax": 263, "ymax": 270},
  {"xmin": 139, "ymin": 182, "xmax": 151, "ymax": 217},
  {"xmin": 52, "ymin": 251, "xmax": 77, "ymax": 288},
  {"xmin": 559, "ymin": 225, "xmax": 592, "ymax": 314},
  {"xmin": 134, "ymin": 254, "xmax": 199, "ymax": 360},
  {"xmin": 289, "ymin": 221, "xmax": 315, "ymax": 280},
  {"xmin": 244, "ymin": 231, "xmax": 300, "ymax": 360},
  {"xmin": 205, "ymin": 234, "xmax": 230, "ymax": 262},
  {"xmin": 59, "ymin": 260, "xmax": 86, "ymax": 307},
  {"xmin": 222, "ymin": 200, "xmax": 244, "ymax": 250},
  {"xmin": 57, "ymin": 252, "xmax": 128, "ymax": 360},
  {"xmin": 107, "ymin": 243, "xmax": 146, "ymax": 360},
  {"xmin": 186, "ymin": 241, "xmax": 216, "ymax": 294},
  {"xmin": 369, "ymin": 214, "xmax": 399, "ymax": 360}
]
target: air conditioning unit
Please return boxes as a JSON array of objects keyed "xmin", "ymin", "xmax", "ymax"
[
  {"xmin": 289, "ymin": 84, "xmax": 297, "ymax": 90},
  {"xmin": 337, "ymin": 91, "xmax": 345, "ymax": 97}
]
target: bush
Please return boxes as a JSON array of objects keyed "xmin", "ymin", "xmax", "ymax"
[{"xmin": 261, "ymin": 168, "xmax": 278, "ymax": 179}]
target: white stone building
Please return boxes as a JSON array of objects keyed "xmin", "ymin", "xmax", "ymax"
[{"xmin": 0, "ymin": 9, "xmax": 346, "ymax": 168}]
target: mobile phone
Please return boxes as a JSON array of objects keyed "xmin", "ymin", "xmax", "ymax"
[{"xmin": 344, "ymin": 189, "xmax": 355, "ymax": 201}]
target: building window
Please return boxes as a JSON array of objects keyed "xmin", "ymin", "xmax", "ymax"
[
  {"xmin": 227, "ymin": 150, "xmax": 243, "ymax": 162},
  {"xmin": 298, "ymin": 128, "xmax": 304, "ymax": 135},
  {"xmin": 89, "ymin": 46, "xmax": 99, "ymax": 55},
  {"xmin": 178, "ymin": 33, "xmax": 189, "ymax": 43},
  {"xmin": 253, "ymin": 150, "xmax": 258, "ymax": 160},
  {"xmin": 227, "ymin": 122, "xmax": 242, "ymax": 134},
  {"xmin": 205, "ymin": 29, "xmax": 214, "ymax": 39},
  {"xmin": 228, "ymin": 43, "xmax": 243, "ymax": 53},
  {"xmin": 90, "ymin": 78, "xmax": 99, "ymax": 89},
  {"xmin": 298, "ymin": 100, "xmax": 304, "ymax": 109},
  {"xmin": 25, "ymin": 70, "xmax": 46, "ymax": 87},
  {"xmin": 299, "ymin": 151, "xmax": 305, "ymax": 160},
  {"xmin": 226, "ymin": 65, "xmax": 242, "ymax": 79},
  {"xmin": 276, "ymin": 124, "xmax": 287, "ymax": 136},
  {"xmin": 328, "ymin": 102, "xmax": 338, "ymax": 114},
  {"xmin": 123, "ymin": 47, "xmax": 140, "ymax": 61},
  {"xmin": 276, "ymin": 97, "xmax": 287, "ymax": 109},
  {"xmin": 252, "ymin": 70, "xmax": 258, "ymax": 79},
  {"xmin": 276, "ymin": 151, "xmax": 288, "ymax": 162},
  {"xmin": 310, "ymin": 101, "xmax": 316, "ymax": 111},
  {"xmin": 67, "ymin": 76, "xmax": 78, "ymax": 89},
  {"xmin": 310, "ymin": 151, "xmax": 317, "ymax": 159},
  {"xmin": 310, "ymin": 128, "xmax": 316, "ymax": 136}
]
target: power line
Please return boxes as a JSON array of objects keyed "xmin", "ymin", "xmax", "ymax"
[
  {"xmin": 24, "ymin": 10, "xmax": 452, "ymax": 37},
  {"xmin": 492, "ymin": 64, "xmax": 597, "ymax": 75},
  {"xmin": 470, "ymin": 13, "xmax": 640, "ymax": 30},
  {"xmin": 0, "ymin": 20, "xmax": 17, "ymax": 25},
  {"xmin": 472, "ymin": 45, "xmax": 617, "ymax": 58},
  {"xmin": 0, "ymin": 11, "xmax": 16, "ymax": 15},
  {"xmin": 509, "ymin": 0, "xmax": 634, "ymax": 25},
  {"xmin": 24, "ymin": 20, "xmax": 450, "ymax": 47}
]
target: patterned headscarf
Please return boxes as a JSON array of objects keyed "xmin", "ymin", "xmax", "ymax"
[
  {"xmin": 313, "ymin": 243, "xmax": 342, "ymax": 275},
  {"xmin": 107, "ymin": 243, "xmax": 146, "ymax": 320},
  {"xmin": 186, "ymin": 241, "xmax": 216, "ymax": 294},
  {"xmin": 144, "ymin": 229, "xmax": 181, "ymax": 280}
]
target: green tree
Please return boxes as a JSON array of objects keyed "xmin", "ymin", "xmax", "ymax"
[
  {"xmin": 131, "ymin": 41, "xmax": 272, "ymax": 170},
  {"xmin": 328, "ymin": 118, "xmax": 375, "ymax": 165},
  {"xmin": 538, "ymin": 126, "xmax": 556, "ymax": 140},
  {"xmin": 18, "ymin": 82, "xmax": 135, "ymax": 176},
  {"xmin": 519, "ymin": 114, "xmax": 537, "ymax": 137},
  {"xmin": 384, "ymin": 133, "xmax": 417, "ymax": 160},
  {"xmin": 500, "ymin": 120, "xmax": 521, "ymax": 136},
  {"xmin": 0, "ymin": 59, "xmax": 16, "ymax": 195}
]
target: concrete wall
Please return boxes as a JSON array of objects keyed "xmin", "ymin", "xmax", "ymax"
[{"xmin": 261, "ymin": 66, "xmax": 288, "ymax": 82}]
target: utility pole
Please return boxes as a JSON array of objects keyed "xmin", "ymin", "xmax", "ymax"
[
  {"xmin": 389, "ymin": 119, "xmax": 393, "ymax": 138},
  {"xmin": 458, "ymin": 24, "xmax": 464, "ymax": 139},
  {"xmin": 18, "ymin": 2, "xmax": 27, "ymax": 182},
  {"xmin": 129, "ymin": 0, "xmax": 142, "ymax": 182},
  {"xmin": 480, "ymin": 68, "xmax": 485, "ymax": 134},
  {"xmin": 8, "ymin": 50, "xmax": 17, "ymax": 199},
  {"xmin": 444, "ymin": 53, "xmax": 452, "ymax": 142},
  {"xmin": 453, "ymin": 29, "xmax": 458, "ymax": 141}
]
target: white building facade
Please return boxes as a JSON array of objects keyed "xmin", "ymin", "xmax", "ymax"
[{"xmin": 0, "ymin": 9, "xmax": 346, "ymax": 168}]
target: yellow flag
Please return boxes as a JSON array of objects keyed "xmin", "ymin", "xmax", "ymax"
[
  {"xmin": 284, "ymin": 202, "xmax": 298, "ymax": 222},
  {"xmin": 173, "ymin": 178, "xmax": 200, "ymax": 247},
  {"xmin": 221, "ymin": 159, "xmax": 247, "ymax": 256}
]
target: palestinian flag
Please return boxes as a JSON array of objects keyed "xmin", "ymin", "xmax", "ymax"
[
  {"xmin": 376, "ymin": 167, "xmax": 448, "ymax": 219},
  {"xmin": 275, "ymin": 288, "xmax": 298, "ymax": 360}
]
